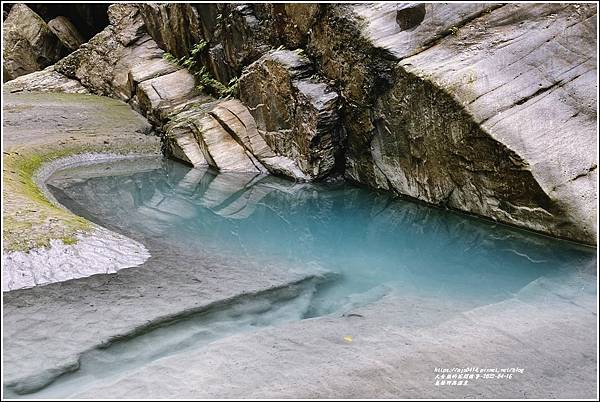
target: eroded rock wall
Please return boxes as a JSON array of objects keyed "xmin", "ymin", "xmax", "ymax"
[
  {"xmin": 4, "ymin": 3, "xmax": 597, "ymax": 244},
  {"xmin": 344, "ymin": 3, "xmax": 597, "ymax": 243},
  {"xmin": 115, "ymin": 2, "xmax": 600, "ymax": 243}
]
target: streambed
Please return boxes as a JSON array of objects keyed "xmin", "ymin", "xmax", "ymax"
[{"xmin": 3, "ymin": 156, "xmax": 597, "ymax": 398}]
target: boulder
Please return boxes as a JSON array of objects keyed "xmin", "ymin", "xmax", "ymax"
[
  {"xmin": 2, "ymin": 30, "xmax": 39, "ymax": 82},
  {"xmin": 25, "ymin": 3, "xmax": 110, "ymax": 40},
  {"xmin": 7, "ymin": 3, "xmax": 209, "ymax": 129},
  {"xmin": 48, "ymin": 16, "xmax": 84, "ymax": 51},
  {"xmin": 239, "ymin": 50, "xmax": 342, "ymax": 180},
  {"xmin": 2, "ymin": 4, "xmax": 67, "ymax": 80},
  {"xmin": 53, "ymin": 4, "xmax": 145, "ymax": 98},
  {"xmin": 54, "ymin": 3, "xmax": 187, "ymax": 108}
]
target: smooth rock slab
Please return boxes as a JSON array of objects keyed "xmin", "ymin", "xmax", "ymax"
[
  {"xmin": 71, "ymin": 275, "xmax": 597, "ymax": 399},
  {"xmin": 3, "ymin": 66, "xmax": 89, "ymax": 94}
]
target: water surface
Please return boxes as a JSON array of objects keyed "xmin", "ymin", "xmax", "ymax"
[
  {"xmin": 48, "ymin": 157, "xmax": 597, "ymax": 317},
  {"xmin": 8, "ymin": 156, "xmax": 595, "ymax": 398}
]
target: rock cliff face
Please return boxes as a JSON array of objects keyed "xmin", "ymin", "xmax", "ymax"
[
  {"xmin": 355, "ymin": 3, "xmax": 596, "ymax": 244},
  {"xmin": 4, "ymin": 3, "xmax": 597, "ymax": 244},
  {"xmin": 239, "ymin": 50, "xmax": 343, "ymax": 179}
]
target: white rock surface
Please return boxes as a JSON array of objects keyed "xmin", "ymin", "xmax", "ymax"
[{"xmin": 2, "ymin": 227, "xmax": 149, "ymax": 291}]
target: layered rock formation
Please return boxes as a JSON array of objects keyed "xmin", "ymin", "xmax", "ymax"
[
  {"xmin": 165, "ymin": 99, "xmax": 308, "ymax": 178},
  {"xmin": 348, "ymin": 3, "xmax": 597, "ymax": 243},
  {"xmin": 4, "ymin": 2, "xmax": 597, "ymax": 244},
  {"xmin": 239, "ymin": 50, "xmax": 342, "ymax": 179}
]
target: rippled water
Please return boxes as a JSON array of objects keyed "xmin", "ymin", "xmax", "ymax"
[{"xmin": 48, "ymin": 157, "xmax": 596, "ymax": 316}]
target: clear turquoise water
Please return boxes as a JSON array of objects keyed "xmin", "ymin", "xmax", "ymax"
[
  {"xmin": 12, "ymin": 156, "xmax": 593, "ymax": 398},
  {"xmin": 49, "ymin": 158, "xmax": 597, "ymax": 317}
]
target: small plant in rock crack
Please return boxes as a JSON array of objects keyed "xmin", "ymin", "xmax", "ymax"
[
  {"xmin": 194, "ymin": 67, "xmax": 239, "ymax": 98},
  {"xmin": 190, "ymin": 40, "xmax": 208, "ymax": 57},
  {"xmin": 162, "ymin": 52, "xmax": 179, "ymax": 64},
  {"xmin": 162, "ymin": 41, "xmax": 238, "ymax": 98}
]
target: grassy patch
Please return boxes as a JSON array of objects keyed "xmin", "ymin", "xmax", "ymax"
[
  {"xmin": 3, "ymin": 148, "xmax": 96, "ymax": 251},
  {"xmin": 3, "ymin": 92, "xmax": 161, "ymax": 253},
  {"xmin": 62, "ymin": 236, "xmax": 78, "ymax": 245}
]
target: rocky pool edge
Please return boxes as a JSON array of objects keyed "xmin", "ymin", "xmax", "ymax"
[{"xmin": 2, "ymin": 153, "xmax": 157, "ymax": 292}]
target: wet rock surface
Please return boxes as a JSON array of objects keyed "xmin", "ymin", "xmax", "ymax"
[
  {"xmin": 3, "ymin": 239, "xmax": 321, "ymax": 395},
  {"xmin": 3, "ymin": 159, "xmax": 324, "ymax": 396},
  {"xmin": 70, "ymin": 286, "xmax": 597, "ymax": 399}
]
